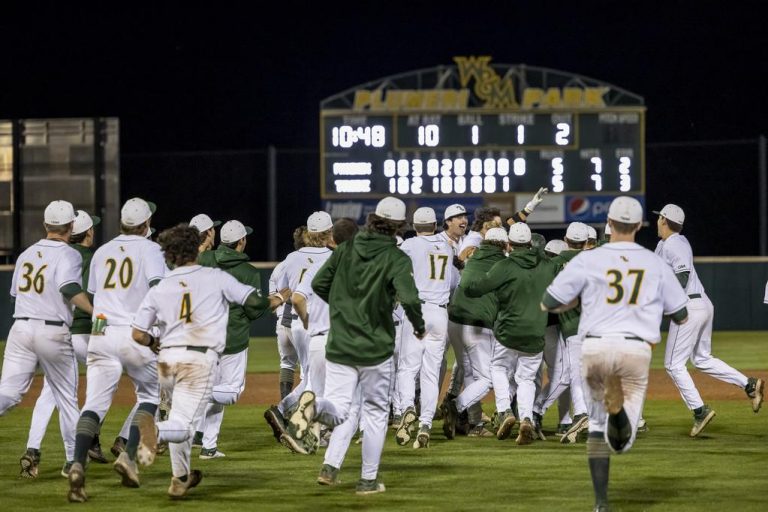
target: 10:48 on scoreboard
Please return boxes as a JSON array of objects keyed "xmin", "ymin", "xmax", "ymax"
[{"xmin": 320, "ymin": 57, "xmax": 645, "ymax": 200}]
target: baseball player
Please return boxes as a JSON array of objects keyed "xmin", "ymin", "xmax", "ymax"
[
  {"xmin": 533, "ymin": 222, "xmax": 591, "ymax": 443},
  {"xmin": 67, "ymin": 197, "xmax": 166, "ymax": 502},
  {"xmin": 542, "ymin": 196, "xmax": 689, "ymax": 512},
  {"xmin": 0, "ymin": 200, "xmax": 93, "ymax": 478},
  {"xmin": 129, "ymin": 224, "xmax": 280, "ymax": 498},
  {"xmin": 195, "ymin": 220, "xmax": 269, "ymax": 459},
  {"xmin": 586, "ymin": 225, "xmax": 598, "ymax": 249},
  {"xmin": 263, "ymin": 213, "xmax": 334, "ymax": 442},
  {"xmin": 457, "ymin": 206, "xmax": 503, "ymax": 261},
  {"xmin": 190, "ymin": 213, "xmax": 221, "ymax": 253},
  {"xmin": 452, "ymin": 223, "xmax": 556, "ymax": 444},
  {"xmin": 654, "ymin": 204, "xmax": 764, "ymax": 436},
  {"xmin": 395, "ymin": 207, "xmax": 458, "ymax": 448},
  {"xmin": 19, "ymin": 211, "xmax": 106, "ymax": 478},
  {"xmin": 544, "ymin": 239, "xmax": 568, "ymax": 257},
  {"xmin": 281, "ymin": 197, "xmax": 425, "ymax": 495},
  {"xmin": 445, "ymin": 227, "xmax": 507, "ymax": 437}
]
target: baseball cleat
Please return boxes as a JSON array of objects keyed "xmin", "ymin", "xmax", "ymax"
[
  {"xmin": 191, "ymin": 431, "xmax": 203, "ymax": 448},
  {"xmin": 279, "ymin": 432, "xmax": 310, "ymax": 455},
  {"xmin": 356, "ymin": 478, "xmax": 386, "ymax": 495},
  {"xmin": 137, "ymin": 413, "xmax": 158, "ymax": 466},
  {"xmin": 560, "ymin": 414, "xmax": 589, "ymax": 444},
  {"xmin": 88, "ymin": 443, "xmax": 108, "ymax": 464},
  {"xmin": 19, "ymin": 448, "xmax": 40, "ymax": 479},
  {"xmin": 317, "ymin": 464, "xmax": 341, "ymax": 486},
  {"xmin": 264, "ymin": 405, "xmax": 288, "ymax": 442},
  {"xmin": 467, "ymin": 424, "xmax": 494, "ymax": 438},
  {"xmin": 390, "ymin": 414, "xmax": 402, "ymax": 430},
  {"xmin": 110, "ymin": 436, "xmax": 127, "ymax": 458},
  {"xmin": 746, "ymin": 377, "xmax": 764, "ymax": 413},
  {"xmin": 442, "ymin": 400, "xmax": 458, "ymax": 440},
  {"xmin": 168, "ymin": 469, "xmax": 203, "ymax": 498},
  {"xmin": 395, "ymin": 408, "xmax": 418, "ymax": 446},
  {"xmin": 286, "ymin": 391, "xmax": 316, "ymax": 442},
  {"xmin": 67, "ymin": 462, "xmax": 87, "ymax": 503},
  {"xmin": 532, "ymin": 412, "xmax": 546, "ymax": 441},
  {"xmin": 556, "ymin": 423, "xmax": 572, "ymax": 436},
  {"xmin": 690, "ymin": 405, "xmax": 716, "ymax": 437},
  {"xmin": 636, "ymin": 418, "xmax": 649, "ymax": 433},
  {"xmin": 61, "ymin": 461, "xmax": 74, "ymax": 478},
  {"xmin": 413, "ymin": 425, "xmax": 431, "ymax": 449},
  {"xmin": 516, "ymin": 418, "xmax": 535, "ymax": 445},
  {"xmin": 604, "ymin": 375, "xmax": 624, "ymax": 415},
  {"xmin": 114, "ymin": 452, "xmax": 141, "ymax": 488},
  {"xmin": 199, "ymin": 448, "xmax": 226, "ymax": 460},
  {"xmin": 496, "ymin": 410, "xmax": 517, "ymax": 441}
]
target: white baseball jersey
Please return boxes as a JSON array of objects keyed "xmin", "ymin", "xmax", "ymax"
[
  {"xmin": 764, "ymin": 281, "xmax": 768, "ymax": 304},
  {"xmin": 269, "ymin": 259, "xmax": 287, "ymax": 317},
  {"xmin": 88, "ymin": 234, "xmax": 167, "ymax": 326},
  {"xmin": 133, "ymin": 265, "xmax": 255, "ymax": 353},
  {"xmin": 11, "ymin": 240, "xmax": 83, "ymax": 325},
  {"xmin": 547, "ymin": 241, "xmax": 688, "ymax": 343},
  {"xmin": 276, "ymin": 247, "xmax": 333, "ymax": 291},
  {"xmin": 399, "ymin": 234, "xmax": 459, "ymax": 305},
  {"xmin": 437, "ymin": 230, "xmax": 463, "ymax": 257},
  {"xmin": 294, "ymin": 262, "xmax": 330, "ymax": 337},
  {"xmin": 654, "ymin": 234, "xmax": 706, "ymax": 297},
  {"xmin": 458, "ymin": 230, "xmax": 483, "ymax": 255}
]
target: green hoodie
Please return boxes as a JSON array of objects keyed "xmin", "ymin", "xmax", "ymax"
[
  {"xmin": 448, "ymin": 243, "xmax": 505, "ymax": 329},
  {"xmin": 465, "ymin": 247, "xmax": 557, "ymax": 353},
  {"xmin": 550, "ymin": 249, "xmax": 583, "ymax": 339},
  {"xmin": 199, "ymin": 245, "xmax": 265, "ymax": 355},
  {"xmin": 70, "ymin": 244, "xmax": 94, "ymax": 335},
  {"xmin": 312, "ymin": 230, "xmax": 424, "ymax": 367}
]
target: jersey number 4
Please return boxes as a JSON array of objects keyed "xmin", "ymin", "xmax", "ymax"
[
  {"xmin": 18, "ymin": 263, "xmax": 47, "ymax": 293},
  {"xmin": 606, "ymin": 269, "xmax": 645, "ymax": 305},
  {"xmin": 429, "ymin": 254, "xmax": 449, "ymax": 280},
  {"xmin": 104, "ymin": 258, "xmax": 134, "ymax": 289},
  {"xmin": 179, "ymin": 292, "xmax": 193, "ymax": 323}
]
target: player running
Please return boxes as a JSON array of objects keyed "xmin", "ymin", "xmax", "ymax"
[
  {"xmin": 542, "ymin": 196, "xmax": 689, "ymax": 512},
  {"xmin": 1, "ymin": 201, "xmax": 93, "ymax": 478},
  {"xmin": 394, "ymin": 207, "xmax": 458, "ymax": 448},
  {"xmin": 654, "ymin": 204, "xmax": 764, "ymax": 436},
  {"xmin": 130, "ymin": 224, "xmax": 280, "ymax": 498}
]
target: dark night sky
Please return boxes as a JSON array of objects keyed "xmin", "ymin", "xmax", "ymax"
[{"xmin": 2, "ymin": 2, "xmax": 767, "ymax": 257}]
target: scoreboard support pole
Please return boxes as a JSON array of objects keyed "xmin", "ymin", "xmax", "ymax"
[{"xmin": 760, "ymin": 134, "xmax": 767, "ymax": 256}]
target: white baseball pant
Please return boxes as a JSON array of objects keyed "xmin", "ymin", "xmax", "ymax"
[
  {"xmin": 535, "ymin": 334, "xmax": 587, "ymax": 417},
  {"xmin": 314, "ymin": 357, "xmax": 393, "ymax": 480},
  {"xmin": 276, "ymin": 319, "xmax": 298, "ymax": 371},
  {"xmin": 156, "ymin": 347, "xmax": 218, "ymax": 478},
  {"xmin": 665, "ymin": 297, "xmax": 747, "ymax": 410},
  {"xmin": 324, "ymin": 384, "xmax": 362, "ymax": 470},
  {"xmin": 445, "ymin": 320, "xmax": 474, "ymax": 398},
  {"xmin": 490, "ymin": 340, "xmax": 543, "ymax": 421},
  {"xmin": 538, "ymin": 325, "xmax": 573, "ymax": 423},
  {"xmin": 455, "ymin": 324, "xmax": 494, "ymax": 413},
  {"xmin": 397, "ymin": 303, "xmax": 448, "ymax": 428},
  {"xmin": 199, "ymin": 349, "xmax": 248, "ymax": 449},
  {"xmin": 308, "ymin": 334, "xmax": 329, "ymax": 397},
  {"xmin": 0, "ymin": 320, "xmax": 80, "ymax": 461},
  {"xmin": 388, "ymin": 319, "xmax": 404, "ymax": 415},
  {"xmin": 26, "ymin": 333, "xmax": 88, "ymax": 451},
  {"xmin": 582, "ymin": 336, "xmax": 651, "ymax": 453},
  {"xmin": 277, "ymin": 321, "xmax": 311, "ymax": 415},
  {"xmin": 82, "ymin": 326, "xmax": 159, "ymax": 418}
]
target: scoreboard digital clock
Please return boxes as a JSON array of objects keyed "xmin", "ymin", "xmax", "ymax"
[{"xmin": 320, "ymin": 58, "xmax": 646, "ymax": 202}]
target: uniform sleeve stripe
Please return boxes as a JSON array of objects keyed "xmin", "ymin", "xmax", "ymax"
[
  {"xmin": 240, "ymin": 286, "xmax": 256, "ymax": 304},
  {"xmin": 664, "ymin": 301, "xmax": 689, "ymax": 315},
  {"xmin": 294, "ymin": 290, "xmax": 309, "ymax": 300},
  {"xmin": 57, "ymin": 279, "xmax": 80, "ymax": 290},
  {"xmin": 131, "ymin": 323, "xmax": 152, "ymax": 333},
  {"xmin": 546, "ymin": 287, "xmax": 570, "ymax": 305}
]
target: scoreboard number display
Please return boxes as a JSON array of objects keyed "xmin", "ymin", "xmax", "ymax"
[{"xmin": 320, "ymin": 57, "xmax": 645, "ymax": 200}]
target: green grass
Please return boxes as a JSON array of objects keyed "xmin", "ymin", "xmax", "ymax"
[
  {"xmin": 0, "ymin": 401, "xmax": 766, "ymax": 511},
  {"xmin": 1, "ymin": 332, "xmax": 767, "ymax": 510}
]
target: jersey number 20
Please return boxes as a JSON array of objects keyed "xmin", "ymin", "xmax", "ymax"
[
  {"xmin": 606, "ymin": 269, "xmax": 645, "ymax": 305},
  {"xmin": 104, "ymin": 258, "xmax": 134, "ymax": 289}
]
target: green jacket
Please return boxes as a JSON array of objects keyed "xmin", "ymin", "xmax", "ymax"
[
  {"xmin": 448, "ymin": 243, "xmax": 505, "ymax": 329},
  {"xmin": 199, "ymin": 245, "xmax": 265, "ymax": 355},
  {"xmin": 550, "ymin": 249, "xmax": 582, "ymax": 339},
  {"xmin": 70, "ymin": 244, "xmax": 94, "ymax": 335},
  {"xmin": 465, "ymin": 247, "xmax": 556, "ymax": 353},
  {"xmin": 312, "ymin": 230, "xmax": 424, "ymax": 367}
]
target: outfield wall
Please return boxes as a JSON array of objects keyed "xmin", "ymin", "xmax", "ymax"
[{"xmin": 1, "ymin": 259, "xmax": 767, "ymax": 338}]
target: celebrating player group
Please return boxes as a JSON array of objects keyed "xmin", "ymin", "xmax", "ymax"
[{"xmin": 0, "ymin": 189, "xmax": 764, "ymax": 511}]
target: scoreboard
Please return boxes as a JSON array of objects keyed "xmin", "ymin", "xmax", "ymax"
[{"xmin": 320, "ymin": 58, "xmax": 645, "ymax": 205}]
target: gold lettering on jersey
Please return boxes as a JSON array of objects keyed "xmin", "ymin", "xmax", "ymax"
[{"xmin": 350, "ymin": 57, "xmax": 610, "ymax": 111}]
